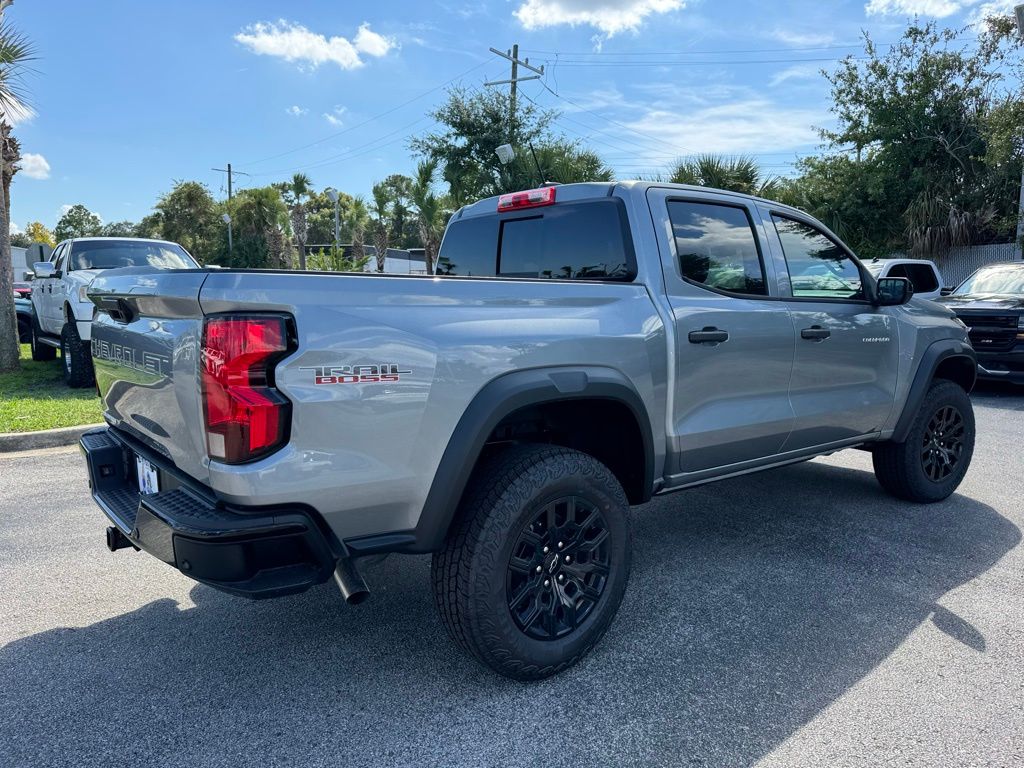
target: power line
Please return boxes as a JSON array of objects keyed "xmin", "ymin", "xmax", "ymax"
[
  {"xmin": 535, "ymin": 80, "xmax": 693, "ymax": 155},
  {"xmin": 519, "ymin": 43, "xmax": 887, "ymax": 56},
  {"xmin": 541, "ymin": 56, "xmax": 869, "ymax": 67},
  {"xmin": 243, "ymin": 115, "xmax": 431, "ymax": 177},
  {"xmin": 239, "ymin": 57, "xmax": 495, "ymax": 167}
]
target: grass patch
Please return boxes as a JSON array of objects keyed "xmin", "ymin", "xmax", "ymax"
[{"xmin": 0, "ymin": 345, "xmax": 103, "ymax": 433}]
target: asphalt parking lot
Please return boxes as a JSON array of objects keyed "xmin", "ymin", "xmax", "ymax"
[{"xmin": 1, "ymin": 384, "xmax": 1022, "ymax": 768}]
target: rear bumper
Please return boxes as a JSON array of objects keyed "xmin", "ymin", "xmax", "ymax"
[{"xmin": 80, "ymin": 427, "xmax": 338, "ymax": 598}]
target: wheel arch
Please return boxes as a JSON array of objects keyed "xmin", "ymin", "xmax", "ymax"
[
  {"xmin": 404, "ymin": 366, "xmax": 655, "ymax": 554},
  {"xmin": 892, "ymin": 339, "xmax": 976, "ymax": 443}
]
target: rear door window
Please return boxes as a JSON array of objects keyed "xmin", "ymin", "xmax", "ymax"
[
  {"xmin": 666, "ymin": 200, "xmax": 767, "ymax": 296},
  {"xmin": 438, "ymin": 198, "xmax": 636, "ymax": 280}
]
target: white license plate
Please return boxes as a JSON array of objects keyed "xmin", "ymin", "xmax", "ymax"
[{"xmin": 135, "ymin": 456, "xmax": 160, "ymax": 495}]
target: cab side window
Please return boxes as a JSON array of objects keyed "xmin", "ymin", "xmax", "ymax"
[
  {"xmin": 667, "ymin": 200, "xmax": 767, "ymax": 296},
  {"xmin": 772, "ymin": 215, "xmax": 864, "ymax": 300},
  {"xmin": 889, "ymin": 263, "xmax": 939, "ymax": 294}
]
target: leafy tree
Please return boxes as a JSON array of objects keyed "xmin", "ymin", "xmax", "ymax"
[
  {"xmin": 789, "ymin": 19, "xmax": 1024, "ymax": 257},
  {"xmin": 9, "ymin": 230, "xmax": 27, "ymax": 247},
  {"xmin": 221, "ymin": 186, "xmax": 291, "ymax": 269},
  {"xmin": 54, "ymin": 204, "xmax": 102, "ymax": 241},
  {"xmin": 410, "ymin": 159, "xmax": 446, "ymax": 275},
  {"xmin": 305, "ymin": 188, "xmax": 355, "ymax": 247},
  {"xmin": 0, "ymin": 10, "xmax": 33, "ymax": 372},
  {"xmin": 133, "ymin": 213, "xmax": 163, "ymax": 239},
  {"xmin": 154, "ymin": 181, "xmax": 218, "ymax": 261},
  {"xmin": 669, "ymin": 154, "xmax": 779, "ymax": 198},
  {"xmin": 24, "ymin": 220, "xmax": 54, "ymax": 247},
  {"xmin": 410, "ymin": 86, "xmax": 556, "ymax": 206},
  {"xmin": 519, "ymin": 141, "xmax": 614, "ymax": 187},
  {"xmin": 99, "ymin": 220, "xmax": 137, "ymax": 237}
]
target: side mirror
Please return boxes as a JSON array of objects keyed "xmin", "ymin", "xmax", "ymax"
[
  {"xmin": 32, "ymin": 261, "xmax": 56, "ymax": 279},
  {"xmin": 876, "ymin": 277, "xmax": 913, "ymax": 306},
  {"xmin": 940, "ymin": 287, "xmax": 955, "ymax": 296}
]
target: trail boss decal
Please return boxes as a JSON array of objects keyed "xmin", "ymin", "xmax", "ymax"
[{"xmin": 301, "ymin": 364, "xmax": 411, "ymax": 385}]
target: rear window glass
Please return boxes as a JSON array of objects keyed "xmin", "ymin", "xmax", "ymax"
[
  {"xmin": 68, "ymin": 240, "xmax": 198, "ymax": 271},
  {"xmin": 437, "ymin": 198, "xmax": 635, "ymax": 280}
]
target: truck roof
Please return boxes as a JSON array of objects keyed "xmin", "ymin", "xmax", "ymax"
[{"xmin": 452, "ymin": 180, "xmax": 809, "ymax": 221}]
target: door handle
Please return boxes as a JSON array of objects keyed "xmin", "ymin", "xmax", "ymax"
[
  {"xmin": 688, "ymin": 327, "xmax": 729, "ymax": 345},
  {"xmin": 801, "ymin": 326, "xmax": 831, "ymax": 341}
]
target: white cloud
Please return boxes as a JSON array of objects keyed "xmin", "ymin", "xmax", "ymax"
[
  {"xmin": 770, "ymin": 28, "xmax": 835, "ymax": 47},
  {"xmin": 323, "ymin": 105, "xmax": 347, "ymax": 127},
  {"xmin": 514, "ymin": 0, "xmax": 685, "ymax": 36},
  {"xmin": 623, "ymin": 88, "xmax": 825, "ymax": 158},
  {"xmin": 866, "ymin": 0, "xmax": 1017, "ymax": 21},
  {"xmin": 9, "ymin": 220, "xmax": 20, "ymax": 235},
  {"xmin": 20, "ymin": 153, "xmax": 50, "ymax": 180},
  {"xmin": 865, "ymin": 0, "xmax": 965, "ymax": 17},
  {"xmin": 234, "ymin": 20, "xmax": 396, "ymax": 70},
  {"xmin": 967, "ymin": 0, "xmax": 1016, "ymax": 25},
  {"xmin": 59, "ymin": 204, "xmax": 74, "ymax": 216},
  {"xmin": 769, "ymin": 63, "xmax": 825, "ymax": 87},
  {"xmin": 285, "ymin": 105, "xmax": 308, "ymax": 117},
  {"xmin": 353, "ymin": 23, "xmax": 395, "ymax": 57}
]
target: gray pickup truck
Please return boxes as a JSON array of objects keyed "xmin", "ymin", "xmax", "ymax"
[{"xmin": 81, "ymin": 181, "xmax": 977, "ymax": 679}]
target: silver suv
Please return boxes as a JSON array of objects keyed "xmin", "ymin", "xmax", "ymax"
[{"xmin": 80, "ymin": 182, "xmax": 977, "ymax": 679}]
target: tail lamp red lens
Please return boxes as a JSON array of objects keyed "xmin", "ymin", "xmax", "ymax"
[
  {"xmin": 497, "ymin": 186, "xmax": 556, "ymax": 212},
  {"xmin": 201, "ymin": 315, "xmax": 292, "ymax": 464}
]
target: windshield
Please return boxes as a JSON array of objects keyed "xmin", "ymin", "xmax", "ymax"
[
  {"xmin": 68, "ymin": 240, "xmax": 198, "ymax": 271},
  {"xmin": 954, "ymin": 264, "xmax": 1024, "ymax": 296}
]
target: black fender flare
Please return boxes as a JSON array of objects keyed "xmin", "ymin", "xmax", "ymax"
[
  {"xmin": 891, "ymin": 339, "xmax": 976, "ymax": 443},
  {"xmin": 404, "ymin": 366, "xmax": 655, "ymax": 554}
]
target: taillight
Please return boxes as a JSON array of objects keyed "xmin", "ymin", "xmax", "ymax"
[
  {"xmin": 201, "ymin": 315, "xmax": 293, "ymax": 464},
  {"xmin": 497, "ymin": 186, "xmax": 556, "ymax": 211}
]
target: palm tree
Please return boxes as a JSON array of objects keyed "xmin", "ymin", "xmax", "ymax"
[
  {"xmin": 669, "ymin": 154, "xmax": 780, "ymax": 199},
  {"xmin": 369, "ymin": 182, "xmax": 391, "ymax": 273},
  {"xmin": 0, "ymin": 10, "xmax": 35, "ymax": 374},
  {"xmin": 345, "ymin": 196, "xmax": 369, "ymax": 268},
  {"xmin": 411, "ymin": 160, "xmax": 445, "ymax": 276},
  {"xmin": 286, "ymin": 173, "xmax": 312, "ymax": 270}
]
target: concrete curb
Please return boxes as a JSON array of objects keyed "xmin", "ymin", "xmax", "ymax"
[{"xmin": 0, "ymin": 424, "xmax": 104, "ymax": 453}]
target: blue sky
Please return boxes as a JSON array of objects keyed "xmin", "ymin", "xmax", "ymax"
[{"xmin": 8, "ymin": 0, "xmax": 1016, "ymax": 233}]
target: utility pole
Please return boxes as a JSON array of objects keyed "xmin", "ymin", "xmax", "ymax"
[
  {"xmin": 211, "ymin": 163, "xmax": 251, "ymax": 203},
  {"xmin": 485, "ymin": 45, "xmax": 544, "ymax": 145},
  {"xmin": 1016, "ymin": 6, "xmax": 1024, "ymax": 251}
]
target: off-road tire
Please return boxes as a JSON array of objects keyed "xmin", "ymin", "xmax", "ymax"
[
  {"xmin": 30, "ymin": 313, "xmax": 56, "ymax": 361},
  {"xmin": 873, "ymin": 379, "xmax": 975, "ymax": 502},
  {"xmin": 431, "ymin": 444, "xmax": 632, "ymax": 680},
  {"xmin": 61, "ymin": 321, "xmax": 95, "ymax": 388}
]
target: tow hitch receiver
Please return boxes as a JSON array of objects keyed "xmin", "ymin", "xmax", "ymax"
[{"xmin": 105, "ymin": 526, "xmax": 136, "ymax": 552}]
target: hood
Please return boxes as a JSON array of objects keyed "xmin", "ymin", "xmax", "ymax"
[{"xmin": 936, "ymin": 293, "xmax": 1024, "ymax": 311}]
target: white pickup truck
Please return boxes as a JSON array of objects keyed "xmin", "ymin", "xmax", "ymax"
[{"xmin": 30, "ymin": 237, "xmax": 198, "ymax": 386}]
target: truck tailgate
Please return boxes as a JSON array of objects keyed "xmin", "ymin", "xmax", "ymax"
[{"xmin": 88, "ymin": 268, "xmax": 211, "ymax": 484}]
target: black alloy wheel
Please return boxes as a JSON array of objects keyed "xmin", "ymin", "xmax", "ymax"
[
  {"xmin": 921, "ymin": 404, "xmax": 966, "ymax": 482},
  {"xmin": 506, "ymin": 495, "xmax": 610, "ymax": 641}
]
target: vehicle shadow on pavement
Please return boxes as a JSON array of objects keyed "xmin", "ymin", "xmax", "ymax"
[{"xmin": 1, "ymin": 461, "xmax": 1019, "ymax": 768}]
